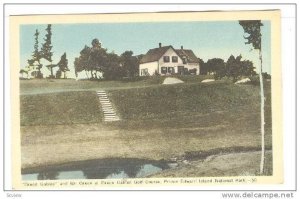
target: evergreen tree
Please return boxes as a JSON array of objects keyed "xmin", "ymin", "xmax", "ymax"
[
  {"xmin": 27, "ymin": 29, "xmax": 43, "ymax": 78},
  {"xmin": 32, "ymin": 29, "xmax": 41, "ymax": 63},
  {"xmin": 41, "ymin": 24, "xmax": 55, "ymax": 78},
  {"xmin": 57, "ymin": 52, "xmax": 69, "ymax": 78},
  {"xmin": 41, "ymin": 24, "xmax": 53, "ymax": 62}
]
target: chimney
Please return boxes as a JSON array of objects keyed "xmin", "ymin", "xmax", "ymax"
[
  {"xmin": 181, "ymin": 45, "xmax": 183, "ymax": 50},
  {"xmin": 159, "ymin": 43, "xmax": 162, "ymax": 48}
]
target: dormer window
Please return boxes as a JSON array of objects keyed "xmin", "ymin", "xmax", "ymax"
[{"xmin": 163, "ymin": 56, "xmax": 170, "ymax": 63}]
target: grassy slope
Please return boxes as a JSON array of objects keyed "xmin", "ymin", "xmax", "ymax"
[
  {"xmin": 20, "ymin": 91, "xmax": 103, "ymax": 126},
  {"xmin": 20, "ymin": 79, "xmax": 272, "ymax": 170},
  {"xmin": 108, "ymin": 81, "xmax": 271, "ymax": 128},
  {"xmin": 109, "ymin": 81, "xmax": 258, "ymax": 120}
]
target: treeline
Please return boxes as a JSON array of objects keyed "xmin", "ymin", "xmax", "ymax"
[
  {"xmin": 199, "ymin": 55, "xmax": 260, "ymax": 82},
  {"xmin": 74, "ymin": 38, "xmax": 139, "ymax": 80}
]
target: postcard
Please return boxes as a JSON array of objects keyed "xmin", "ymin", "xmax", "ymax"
[{"xmin": 10, "ymin": 10, "xmax": 282, "ymax": 190}]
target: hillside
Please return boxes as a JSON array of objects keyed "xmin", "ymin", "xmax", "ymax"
[{"xmin": 20, "ymin": 79, "xmax": 272, "ymax": 172}]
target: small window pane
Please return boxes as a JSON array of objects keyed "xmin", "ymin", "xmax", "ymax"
[
  {"xmin": 172, "ymin": 56, "xmax": 178, "ymax": 63},
  {"xmin": 168, "ymin": 67, "xmax": 174, "ymax": 74},
  {"xmin": 163, "ymin": 56, "xmax": 170, "ymax": 63},
  {"xmin": 161, "ymin": 67, "xmax": 167, "ymax": 74}
]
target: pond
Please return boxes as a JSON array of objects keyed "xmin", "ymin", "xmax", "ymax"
[{"xmin": 22, "ymin": 158, "xmax": 177, "ymax": 180}]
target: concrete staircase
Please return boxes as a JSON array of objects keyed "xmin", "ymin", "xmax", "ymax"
[{"xmin": 96, "ymin": 90, "xmax": 120, "ymax": 122}]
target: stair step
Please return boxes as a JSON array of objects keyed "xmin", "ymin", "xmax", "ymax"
[
  {"xmin": 102, "ymin": 105, "xmax": 113, "ymax": 107},
  {"xmin": 103, "ymin": 112, "xmax": 116, "ymax": 114},
  {"xmin": 105, "ymin": 118, "xmax": 119, "ymax": 120},
  {"xmin": 97, "ymin": 90, "xmax": 120, "ymax": 122},
  {"xmin": 105, "ymin": 115, "xmax": 119, "ymax": 117},
  {"xmin": 103, "ymin": 109, "xmax": 115, "ymax": 112}
]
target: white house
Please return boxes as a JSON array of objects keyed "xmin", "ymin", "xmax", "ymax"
[{"xmin": 139, "ymin": 43, "xmax": 200, "ymax": 76}]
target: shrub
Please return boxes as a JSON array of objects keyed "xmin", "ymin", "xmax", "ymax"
[
  {"xmin": 248, "ymin": 75, "xmax": 260, "ymax": 86},
  {"xmin": 262, "ymin": 72, "xmax": 271, "ymax": 79}
]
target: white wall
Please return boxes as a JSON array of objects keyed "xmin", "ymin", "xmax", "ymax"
[
  {"xmin": 139, "ymin": 47, "xmax": 200, "ymax": 75},
  {"xmin": 185, "ymin": 63, "xmax": 200, "ymax": 75},
  {"xmin": 158, "ymin": 47, "xmax": 184, "ymax": 74},
  {"xmin": 139, "ymin": 61, "xmax": 158, "ymax": 76}
]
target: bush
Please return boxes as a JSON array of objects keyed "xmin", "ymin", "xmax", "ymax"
[
  {"xmin": 248, "ymin": 74, "xmax": 271, "ymax": 86},
  {"xmin": 262, "ymin": 72, "xmax": 271, "ymax": 79},
  {"xmin": 248, "ymin": 75, "xmax": 260, "ymax": 85}
]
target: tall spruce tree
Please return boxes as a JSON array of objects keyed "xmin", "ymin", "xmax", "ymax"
[
  {"xmin": 32, "ymin": 29, "xmax": 40, "ymax": 62},
  {"xmin": 27, "ymin": 29, "xmax": 42, "ymax": 78},
  {"xmin": 33, "ymin": 29, "xmax": 43, "ymax": 78},
  {"xmin": 41, "ymin": 24, "xmax": 55, "ymax": 77},
  {"xmin": 239, "ymin": 20, "xmax": 265, "ymax": 174}
]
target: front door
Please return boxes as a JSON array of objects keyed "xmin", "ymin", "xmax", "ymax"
[{"xmin": 178, "ymin": 66, "xmax": 184, "ymax": 75}]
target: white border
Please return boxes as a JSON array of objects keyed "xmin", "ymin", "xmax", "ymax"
[{"xmin": 1, "ymin": 2, "xmax": 297, "ymax": 198}]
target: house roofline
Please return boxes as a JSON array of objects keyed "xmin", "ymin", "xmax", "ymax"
[{"xmin": 140, "ymin": 45, "xmax": 184, "ymax": 64}]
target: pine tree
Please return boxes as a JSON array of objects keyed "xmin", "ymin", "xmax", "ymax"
[
  {"xmin": 41, "ymin": 24, "xmax": 55, "ymax": 78},
  {"xmin": 26, "ymin": 29, "xmax": 42, "ymax": 78},
  {"xmin": 57, "ymin": 52, "xmax": 69, "ymax": 78},
  {"xmin": 32, "ymin": 29, "xmax": 41, "ymax": 62},
  {"xmin": 31, "ymin": 29, "xmax": 43, "ymax": 78},
  {"xmin": 41, "ymin": 24, "xmax": 53, "ymax": 62}
]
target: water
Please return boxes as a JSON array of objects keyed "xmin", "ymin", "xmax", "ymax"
[{"xmin": 22, "ymin": 158, "xmax": 176, "ymax": 181}]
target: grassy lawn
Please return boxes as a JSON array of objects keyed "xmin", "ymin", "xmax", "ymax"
[
  {"xmin": 19, "ymin": 75, "xmax": 214, "ymax": 95},
  {"xmin": 20, "ymin": 78, "xmax": 272, "ymax": 173}
]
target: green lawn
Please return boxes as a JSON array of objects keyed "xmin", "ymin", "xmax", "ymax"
[{"xmin": 19, "ymin": 75, "xmax": 214, "ymax": 95}]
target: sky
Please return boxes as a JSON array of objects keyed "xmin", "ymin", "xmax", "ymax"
[{"xmin": 20, "ymin": 21, "xmax": 271, "ymax": 77}]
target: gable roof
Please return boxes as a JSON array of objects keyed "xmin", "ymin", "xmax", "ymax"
[
  {"xmin": 175, "ymin": 49, "xmax": 199, "ymax": 63},
  {"xmin": 140, "ymin": 45, "xmax": 199, "ymax": 64},
  {"xmin": 140, "ymin": 46, "xmax": 173, "ymax": 64}
]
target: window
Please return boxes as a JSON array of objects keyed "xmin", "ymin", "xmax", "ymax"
[
  {"xmin": 178, "ymin": 66, "xmax": 184, "ymax": 75},
  {"xmin": 182, "ymin": 56, "xmax": 187, "ymax": 64},
  {"xmin": 141, "ymin": 68, "xmax": 148, "ymax": 76},
  {"xmin": 161, "ymin": 67, "xmax": 167, "ymax": 74},
  {"xmin": 168, "ymin": 67, "xmax": 174, "ymax": 74},
  {"xmin": 172, "ymin": 56, "xmax": 178, "ymax": 63},
  {"xmin": 163, "ymin": 56, "xmax": 170, "ymax": 63}
]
